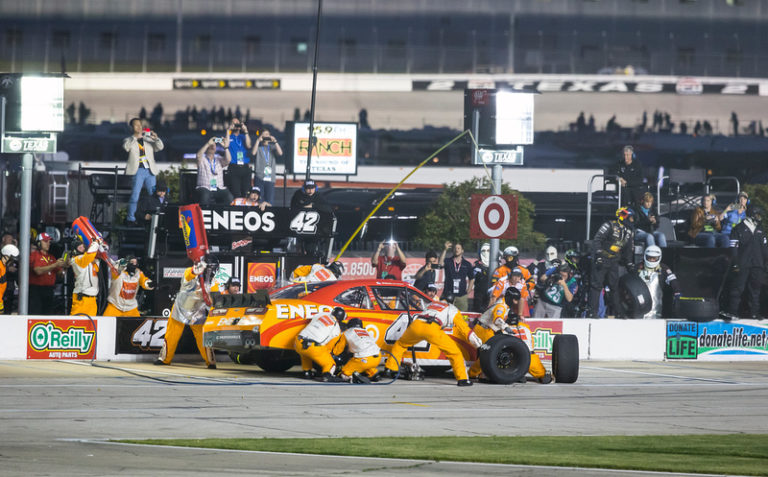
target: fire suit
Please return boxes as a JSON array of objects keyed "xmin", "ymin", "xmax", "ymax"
[
  {"xmin": 157, "ymin": 267, "xmax": 217, "ymax": 367},
  {"xmin": 384, "ymin": 302, "xmax": 481, "ymax": 381},
  {"xmin": 468, "ymin": 301, "xmax": 546, "ymax": 380},
  {"xmin": 294, "ymin": 311, "xmax": 342, "ymax": 374},
  {"xmin": 332, "ymin": 326, "xmax": 381, "ymax": 379},
  {"xmin": 588, "ymin": 219, "xmax": 634, "ymax": 317},
  {"xmin": 290, "ymin": 263, "xmax": 337, "ymax": 283},
  {"xmin": 69, "ymin": 241, "xmax": 100, "ymax": 316},
  {"xmin": 103, "ymin": 266, "xmax": 153, "ymax": 317}
]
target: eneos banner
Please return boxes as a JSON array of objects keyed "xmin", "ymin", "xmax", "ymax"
[
  {"xmin": 248, "ymin": 262, "xmax": 277, "ymax": 291},
  {"xmin": 27, "ymin": 319, "xmax": 97, "ymax": 359}
]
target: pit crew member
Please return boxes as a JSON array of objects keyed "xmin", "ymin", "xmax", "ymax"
[
  {"xmin": 635, "ymin": 245, "xmax": 681, "ymax": 319},
  {"xmin": 103, "ymin": 256, "xmax": 154, "ymax": 317},
  {"xmin": 0, "ymin": 243, "xmax": 19, "ymax": 314},
  {"xmin": 68, "ymin": 237, "xmax": 101, "ymax": 316},
  {"xmin": 332, "ymin": 318, "xmax": 381, "ymax": 383},
  {"xmin": 588, "ymin": 207, "xmax": 635, "ymax": 317},
  {"xmin": 725, "ymin": 205, "xmax": 768, "ymax": 319},
  {"xmin": 289, "ymin": 261, "xmax": 344, "ymax": 283},
  {"xmin": 294, "ymin": 306, "xmax": 347, "ymax": 382}
]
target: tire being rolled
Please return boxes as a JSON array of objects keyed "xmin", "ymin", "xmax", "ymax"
[
  {"xmin": 478, "ymin": 334, "xmax": 531, "ymax": 384},
  {"xmin": 552, "ymin": 334, "xmax": 579, "ymax": 383},
  {"xmin": 619, "ymin": 272, "xmax": 653, "ymax": 318}
]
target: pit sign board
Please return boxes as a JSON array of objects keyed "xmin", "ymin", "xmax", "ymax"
[
  {"xmin": 469, "ymin": 194, "xmax": 518, "ymax": 239},
  {"xmin": 474, "ymin": 146, "xmax": 524, "ymax": 165},
  {"xmin": 1, "ymin": 133, "xmax": 57, "ymax": 153}
]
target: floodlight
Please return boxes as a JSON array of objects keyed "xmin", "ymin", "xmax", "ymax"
[{"xmin": 20, "ymin": 76, "xmax": 64, "ymax": 132}]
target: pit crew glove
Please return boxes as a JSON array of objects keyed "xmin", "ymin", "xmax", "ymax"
[
  {"xmin": 87, "ymin": 240, "xmax": 99, "ymax": 254},
  {"xmin": 467, "ymin": 330, "xmax": 482, "ymax": 348},
  {"xmin": 144, "ymin": 279, "xmax": 154, "ymax": 290},
  {"xmin": 193, "ymin": 260, "xmax": 207, "ymax": 276}
]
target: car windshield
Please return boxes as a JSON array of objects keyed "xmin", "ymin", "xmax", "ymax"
[{"xmin": 270, "ymin": 281, "xmax": 336, "ymax": 299}]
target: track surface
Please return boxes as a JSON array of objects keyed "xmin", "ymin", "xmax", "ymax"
[{"xmin": 1, "ymin": 359, "xmax": 766, "ymax": 476}]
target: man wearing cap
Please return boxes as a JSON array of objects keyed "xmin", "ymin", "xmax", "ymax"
[
  {"xmin": 722, "ymin": 191, "xmax": 750, "ymax": 236},
  {"xmin": 29, "ymin": 233, "xmax": 67, "ymax": 315},
  {"xmin": 123, "ymin": 118, "xmax": 164, "ymax": 226},
  {"xmin": 137, "ymin": 179, "xmax": 168, "ymax": 226},
  {"xmin": 251, "ymin": 129, "xmax": 282, "ymax": 205},
  {"xmin": 195, "ymin": 136, "xmax": 233, "ymax": 206},
  {"xmin": 425, "ymin": 283, "xmax": 439, "ymax": 300},
  {"xmin": 231, "ymin": 186, "xmax": 271, "ymax": 211},
  {"xmin": 290, "ymin": 180, "xmax": 330, "ymax": 212},
  {"xmin": 222, "ymin": 277, "xmax": 241, "ymax": 295}
]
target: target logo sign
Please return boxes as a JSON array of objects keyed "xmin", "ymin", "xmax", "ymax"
[{"xmin": 469, "ymin": 194, "xmax": 517, "ymax": 239}]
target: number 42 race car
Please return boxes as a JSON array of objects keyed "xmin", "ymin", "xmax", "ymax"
[{"xmin": 202, "ymin": 279, "xmax": 579, "ymax": 384}]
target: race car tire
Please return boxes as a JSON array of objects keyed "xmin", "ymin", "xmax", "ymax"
[
  {"xmin": 619, "ymin": 272, "xmax": 653, "ymax": 318},
  {"xmin": 228, "ymin": 352, "xmax": 256, "ymax": 365},
  {"xmin": 552, "ymin": 334, "xmax": 579, "ymax": 384},
  {"xmin": 253, "ymin": 349, "xmax": 301, "ymax": 373},
  {"xmin": 674, "ymin": 297, "xmax": 719, "ymax": 322},
  {"xmin": 478, "ymin": 334, "xmax": 531, "ymax": 384}
]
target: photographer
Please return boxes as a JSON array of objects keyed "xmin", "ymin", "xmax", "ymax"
[
  {"xmin": 251, "ymin": 129, "xmax": 282, "ymax": 205},
  {"xmin": 225, "ymin": 118, "xmax": 252, "ymax": 198},
  {"xmin": 195, "ymin": 137, "xmax": 233, "ymax": 206},
  {"xmin": 123, "ymin": 118, "xmax": 163, "ymax": 226},
  {"xmin": 413, "ymin": 245, "xmax": 449, "ymax": 293},
  {"xmin": 372, "ymin": 240, "xmax": 407, "ymax": 280},
  {"xmin": 533, "ymin": 263, "xmax": 577, "ymax": 318}
]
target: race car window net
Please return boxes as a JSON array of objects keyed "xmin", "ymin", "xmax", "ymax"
[
  {"xmin": 334, "ymin": 287, "xmax": 373, "ymax": 310},
  {"xmin": 271, "ymin": 281, "xmax": 336, "ymax": 299},
  {"xmin": 371, "ymin": 286, "xmax": 409, "ymax": 311}
]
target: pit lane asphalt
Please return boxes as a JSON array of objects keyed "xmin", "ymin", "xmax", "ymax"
[{"xmin": 1, "ymin": 360, "xmax": 766, "ymax": 477}]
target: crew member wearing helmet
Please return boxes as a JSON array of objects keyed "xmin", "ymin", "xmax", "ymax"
[
  {"xmin": 155, "ymin": 258, "xmax": 218, "ymax": 368},
  {"xmin": 635, "ymin": 246, "xmax": 680, "ymax": 319},
  {"xmin": 294, "ymin": 306, "xmax": 347, "ymax": 382},
  {"xmin": 331, "ymin": 318, "xmax": 381, "ymax": 383},
  {"xmin": 103, "ymin": 256, "xmax": 154, "ymax": 317},
  {"xmin": 29, "ymin": 233, "xmax": 67, "ymax": 315},
  {"xmin": 489, "ymin": 246, "xmax": 535, "ymax": 317},
  {"xmin": 289, "ymin": 261, "xmax": 344, "ymax": 283},
  {"xmin": 68, "ymin": 237, "xmax": 101, "ymax": 316},
  {"xmin": 588, "ymin": 207, "xmax": 636, "ymax": 317},
  {"xmin": 724, "ymin": 205, "xmax": 768, "ymax": 319},
  {"xmin": 0, "ymin": 243, "xmax": 20, "ymax": 314},
  {"xmin": 468, "ymin": 287, "xmax": 551, "ymax": 383},
  {"xmin": 222, "ymin": 276, "xmax": 242, "ymax": 295},
  {"xmin": 383, "ymin": 301, "xmax": 480, "ymax": 386}
]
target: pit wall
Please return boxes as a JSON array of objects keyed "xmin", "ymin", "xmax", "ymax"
[{"xmin": 3, "ymin": 316, "xmax": 766, "ymax": 362}]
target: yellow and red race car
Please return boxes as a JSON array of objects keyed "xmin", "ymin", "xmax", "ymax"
[{"xmin": 202, "ymin": 279, "xmax": 579, "ymax": 383}]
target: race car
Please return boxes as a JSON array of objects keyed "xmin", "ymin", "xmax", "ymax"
[{"xmin": 202, "ymin": 279, "xmax": 579, "ymax": 383}]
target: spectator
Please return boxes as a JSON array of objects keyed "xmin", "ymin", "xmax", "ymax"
[
  {"xmin": 412, "ymin": 244, "xmax": 449, "ymax": 293},
  {"xmin": 0, "ymin": 242, "xmax": 19, "ymax": 314},
  {"xmin": 252, "ymin": 129, "xmax": 282, "ymax": 204},
  {"xmin": 290, "ymin": 180, "xmax": 330, "ymax": 212},
  {"xmin": 721, "ymin": 191, "xmax": 749, "ymax": 235},
  {"xmin": 617, "ymin": 145, "xmax": 644, "ymax": 208},
  {"xmin": 225, "ymin": 118, "xmax": 253, "ymax": 199},
  {"xmin": 634, "ymin": 192, "xmax": 667, "ymax": 248},
  {"xmin": 68, "ymin": 236, "xmax": 101, "ymax": 316},
  {"xmin": 731, "ymin": 111, "xmax": 739, "ymax": 136},
  {"xmin": 123, "ymin": 118, "xmax": 163, "ymax": 226},
  {"xmin": 371, "ymin": 240, "xmax": 407, "ymax": 280},
  {"xmin": 28, "ymin": 233, "xmax": 67, "ymax": 315},
  {"xmin": 137, "ymin": 179, "xmax": 168, "ymax": 225},
  {"xmin": 442, "ymin": 242, "xmax": 475, "ymax": 312},
  {"xmin": 588, "ymin": 207, "xmax": 635, "ymax": 318},
  {"xmin": 724, "ymin": 205, "xmax": 767, "ymax": 319},
  {"xmin": 533, "ymin": 263, "xmax": 577, "ymax": 319},
  {"xmin": 103, "ymin": 256, "xmax": 154, "ymax": 317},
  {"xmin": 195, "ymin": 137, "xmax": 233, "ymax": 206},
  {"xmin": 471, "ymin": 242, "xmax": 491, "ymax": 312},
  {"xmin": 231, "ymin": 186, "xmax": 271, "ymax": 211},
  {"xmin": 688, "ymin": 194, "xmax": 729, "ymax": 248}
]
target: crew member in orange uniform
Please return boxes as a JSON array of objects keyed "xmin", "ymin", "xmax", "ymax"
[
  {"xmin": 294, "ymin": 307, "xmax": 346, "ymax": 382},
  {"xmin": 103, "ymin": 256, "xmax": 154, "ymax": 317},
  {"xmin": 332, "ymin": 318, "xmax": 381, "ymax": 382},
  {"xmin": 0, "ymin": 244, "xmax": 19, "ymax": 314},
  {"xmin": 69, "ymin": 237, "xmax": 101, "ymax": 316}
]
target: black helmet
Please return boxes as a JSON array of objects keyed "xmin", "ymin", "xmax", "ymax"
[
  {"xmin": 346, "ymin": 318, "xmax": 363, "ymax": 329},
  {"xmin": 70, "ymin": 236, "xmax": 85, "ymax": 254},
  {"xmin": 504, "ymin": 287, "xmax": 521, "ymax": 307},
  {"xmin": 327, "ymin": 261, "xmax": 344, "ymax": 278},
  {"xmin": 331, "ymin": 307, "xmax": 347, "ymax": 322},
  {"xmin": 442, "ymin": 293, "xmax": 455, "ymax": 304},
  {"xmin": 747, "ymin": 204, "xmax": 764, "ymax": 224}
]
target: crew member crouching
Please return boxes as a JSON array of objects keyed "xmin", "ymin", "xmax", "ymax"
[
  {"xmin": 332, "ymin": 318, "xmax": 381, "ymax": 383},
  {"xmin": 294, "ymin": 306, "xmax": 346, "ymax": 382}
]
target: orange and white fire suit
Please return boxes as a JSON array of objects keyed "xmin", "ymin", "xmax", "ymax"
[
  {"xmin": 294, "ymin": 312, "xmax": 342, "ymax": 374},
  {"xmin": 467, "ymin": 301, "xmax": 546, "ymax": 380},
  {"xmin": 0, "ymin": 260, "xmax": 7, "ymax": 314},
  {"xmin": 489, "ymin": 266, "xmax": 534, "ymax": 317},
  {"xmin": 157, "ymin": 266, "xmax": 217, "ymax": 367},
  {"xmin": 69, "ymin": 242, "xmax": 100, "ymax": 316},
  {"xmin": 332, "ymin": 325, "xmax": 381, "ymax": 379},
  {"xmin": 103, "ymin": 266, "xmax": 152, "ymax": 317},
  {"xmin": 385, "ymin": 302, "xmax": 481, "ymax": 381},
  {"xmin": 290, "ymin": 264, "xmax": 337, "ymax": 283}
]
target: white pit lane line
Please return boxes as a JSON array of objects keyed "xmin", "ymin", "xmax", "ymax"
[
  {"xmin": 58, "ymin": 438, "xmax": 748, "ymax": 477},
  {"xmin": 579, "ymin": 365, "xmax": 758, "ymax": 385}
]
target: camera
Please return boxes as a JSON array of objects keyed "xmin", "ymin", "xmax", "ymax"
[
  {"xmin": 213, "ymin": 137, "xmax": 224, "ymax": 144},
  {"xmin": 433, "ymin": 264, "xmax": 444, "ymax": 269}
]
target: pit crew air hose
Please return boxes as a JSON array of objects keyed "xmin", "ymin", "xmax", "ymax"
[{"xmin": 73, "ymin": 313, "xmax": 401, "ymax": 386}]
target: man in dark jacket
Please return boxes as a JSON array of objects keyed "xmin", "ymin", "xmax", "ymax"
[
  {"xmin": 137, "ymin": 179, "xmax": 168, "ymax": 225},
  {"xmin": 617, "ymin": 145, "xmax": 644, "ymax": 208},
  {"xmin": 290, "ymin": 180, "xmax": 331, "ymax": 213},
  {"xmin": 588, "ymin": 207, "xmax": 635, "ymax": 317},
  {"xmin": 725, "ymin": 205, "xmax": 768, "ymax": 319}
]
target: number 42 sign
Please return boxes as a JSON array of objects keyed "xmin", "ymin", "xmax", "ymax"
[{"xmin": 469, "ymin": 194, "xmax": 517, "ymax": 239}]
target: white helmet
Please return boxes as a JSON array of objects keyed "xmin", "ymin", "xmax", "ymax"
[
  {"xmin": 502, "ymin": 246, "xmax": 519, "ymax": 259},
  {"xmin": 1, "ymin": 244, "xmax": 19, "ymax": 259},
  {"xmin": 644, "ymin": 245, "xmax": 662, "ymax": 270},
  {"xmin": 545, "ymin": 246, "xmax": 557, "ymax": 262}
]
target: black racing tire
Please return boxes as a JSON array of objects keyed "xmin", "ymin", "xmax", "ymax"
[
  {"xmin": 478, "ymin": 334, "xmax": 531, "ymax": 384},
  {"xmin": 619, "ymin": 272, "xmax": 653, "ymax": 318},
  {"xmin": 253, "ymin": 349, "xmax": 301, "ymax": 373},
  {"xmin": 674, "ymin": 297, "xmax": 720, "ymax": 322},
  {"xmin": 228, "ymin": 351, "xmax": 256, "ymax": 365},
  {"xmin": 552, "ymin": 334, "xmax": 579, "ymax": 384}
]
